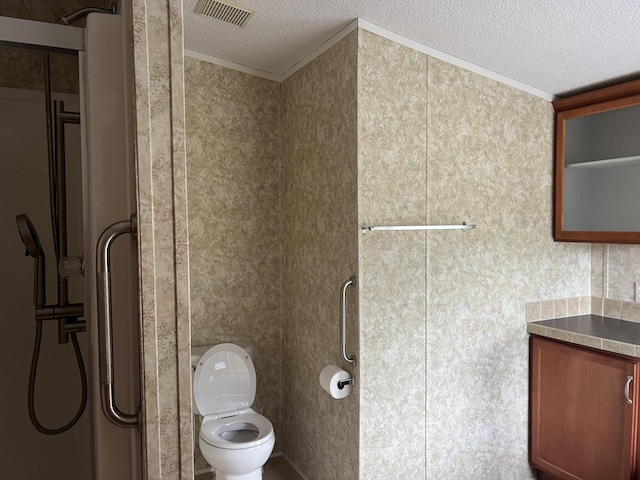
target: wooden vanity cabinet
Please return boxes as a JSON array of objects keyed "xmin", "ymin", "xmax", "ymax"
[
  {"xmin": 553, "ymin": 79, "xmax": 640, "ymax": 244},
  {"xmin": 530, "ymin": 336, "xmax": 640, "ymax": 480}
]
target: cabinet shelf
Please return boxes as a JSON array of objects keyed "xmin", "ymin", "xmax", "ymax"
[{"xmin": 567, "ymin": 155, "xmax": 640, "ymax": 169}]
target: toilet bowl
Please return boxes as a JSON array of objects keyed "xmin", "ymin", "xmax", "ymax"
[{"xmin": 192, "ymin": 343, "xmax": 275, "ymax": 480}]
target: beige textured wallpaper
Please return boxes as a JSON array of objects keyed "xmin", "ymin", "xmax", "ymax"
[
  {"xmin": 425, "ymin": 57, "xmax": 591, "ymax": 478},
  {"xmin": 597, "ymin": 244, "xmax": 640, "ymax": 301},
  {"xmin": 185, "ymin": 56, "xmax": 283, "ymax": 469},
  {"xmin": 355, "ymin": 28, "xmax": 592, "ymax": 479},
  {"xmin": 357, "ymin": 29, "xmax": 428, "ymax": 479},
  {"xmin": 282, "ymin": 30, "xmax": 359, "ymax": 479},
  {"xmin": 129, "ymin": 0, "xmax": 194, "ymax": 477}
]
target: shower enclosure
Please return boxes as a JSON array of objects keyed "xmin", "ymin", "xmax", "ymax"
[{"xmin": 0, "ymin": 11, "xmax": 141, "ymax": 480}]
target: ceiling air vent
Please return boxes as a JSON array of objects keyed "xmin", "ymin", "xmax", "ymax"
[{"xmin": 194, "ymin": 0, "xmax": 255, "ymax": 28}]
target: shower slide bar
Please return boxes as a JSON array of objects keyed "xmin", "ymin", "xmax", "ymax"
[
  {"xmin": 96, "ymin": 214, "xmax": 139, "ymax": 429},
  {"xmin": 361, "ymin": 222, "xmax": 475, "ymax": 234},
  {"xmin": 52, "ymin": 98, "xmax": 81, "ymax": 338},
  {"xmin": 340, "ymin": 276, "xmax": 356, "ymax": 367}
]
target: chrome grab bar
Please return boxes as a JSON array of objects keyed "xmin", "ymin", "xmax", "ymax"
[
  {"xmin": 340, "ymin": 276, "xmax": 356, "ymax": 366},
  {"xmin": 96, "ymin": 215, "xmax": 139, "ymax": 428}
]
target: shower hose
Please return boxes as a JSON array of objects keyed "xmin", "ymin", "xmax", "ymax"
[
  {"xmin": 28, "ymin": 320, "xmax": 87, "ymax": 435},
  {"xmin": 27, "ymin": 51, "xmax": 87, "ymax": 435}
]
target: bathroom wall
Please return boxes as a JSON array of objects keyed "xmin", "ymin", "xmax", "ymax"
[
  {"xmin": 128, "ymin": 0, "xmax": 194, "ymax": 476},
  {"xmin": 355, "ymin": 29, "xmax": 592, "ymax": 478},
  {"xmin": 282, "ymin": 31, "xmax": 360, "ymax": 479},
  {"xmin": 356, "ymin": 30, "xmax": 427, "ymax": 478},
  {"xmin": 180, "ymin": 23, "xmax": 625, "ymax": 480},
  {"xmin": 424, "ymin": 57, "xmax": 591, "ymax": 477},
  {"xmin": 185, "ymin": 56, "xmax": 283, "ymax": 470},
  {"xmin": 593, "ymin": 244, "xmax": 640, "ymax": 302}
]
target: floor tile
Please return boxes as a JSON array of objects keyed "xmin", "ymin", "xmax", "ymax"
[{"xmin": 194, "ymin": 456, "xmax": 303, "ymax": 480}]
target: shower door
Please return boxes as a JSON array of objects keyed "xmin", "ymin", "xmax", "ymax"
[
  {"xmin": 0, "ymin": 13, "xmax": 141, "ymax": 480},
  {"xmin": 83, "ymin": 13, "xmax": 142, "ymax": 480}
]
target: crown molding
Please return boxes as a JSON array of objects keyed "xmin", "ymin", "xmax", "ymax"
[{"xmin": 184, "ymin": 17, "xmax": 556, "ymax": 101}]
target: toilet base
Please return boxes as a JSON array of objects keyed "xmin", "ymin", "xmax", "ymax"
[{"xmin": 214, "ymin": 467, "xmax": 263, "ymax": 480}]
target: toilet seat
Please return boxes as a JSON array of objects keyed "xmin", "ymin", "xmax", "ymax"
[
  {"xmin": 193, "ymin": 343, "xmax": 256, "ymax": 417},
  {"xmin": 200, "ymin": 412, "xmax": 274, "ymax": 450}
]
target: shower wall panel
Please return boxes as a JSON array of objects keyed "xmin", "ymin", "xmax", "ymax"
[
  {"xmin": 0, "ymin": 48, "xmax": 79, "ymax": 93},
  {"xmin": 0, "ymin": 88, "xmax": 89, "ymax": 479},
  {"xmin": 282, "ymin": 30, "xmax": 359, "ymax": 479},
  {"xmin": 185, "ymin": 57, "xmax": 283, "ymax": 472}
]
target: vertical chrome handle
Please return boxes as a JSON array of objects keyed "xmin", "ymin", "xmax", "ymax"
[
  {"xmin": 96, "ymin": 215, "xmax": 139, "ymax": 428},
  {"xmin": 340, "ymin": 276, "xmax": 356, "ymax": 366},
  {"xmin": 625, "ymin": 376, "xmax": 633, "ymax": 405}
]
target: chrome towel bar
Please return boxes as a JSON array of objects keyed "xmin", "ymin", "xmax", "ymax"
[
  {"xmin": 361, "ymin": 222, "xmax": 475, "ymax": 234},
  {"xmin": 340, "ymin": 276, "xmax": 356, "ymax": 367}
]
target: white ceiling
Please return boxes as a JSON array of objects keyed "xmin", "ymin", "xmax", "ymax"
[{"xmin": 183, "ymin": 0, "xmax": 640, "ymax": 99}]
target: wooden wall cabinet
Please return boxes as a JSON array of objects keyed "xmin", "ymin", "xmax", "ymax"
[
  {"xmin": 530, "ymin": 336, "xmax": 640, "ymax": 479},
  {"xmin": 554, "ymin": 79, "xmax": 640, "ymax": 243}
]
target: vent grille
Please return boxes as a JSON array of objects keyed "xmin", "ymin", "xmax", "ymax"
[{"xmin": 194, "ymin": 0, "xmax": 255, "ymax": 28}]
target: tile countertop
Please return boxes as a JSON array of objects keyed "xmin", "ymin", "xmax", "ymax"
[{"xmin": 527, "ymin": 314, "xmax": 640, "ymax": 359}]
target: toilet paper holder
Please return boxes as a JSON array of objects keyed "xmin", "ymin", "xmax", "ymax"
[
  {"xmin": 320, "ymin": 365, "xmax": 354, "ymax": 399},
  {"xmin": 337, "ymin": 376, "xmax": 355, "ymax": 389}
]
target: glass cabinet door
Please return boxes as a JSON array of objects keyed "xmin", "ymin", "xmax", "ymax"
[{"xmin": 554, "ymin": 83, "xmax": 640, "ymax": 243}]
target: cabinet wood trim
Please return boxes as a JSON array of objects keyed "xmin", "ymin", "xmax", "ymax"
[{"xmin": 553, "ymin": 79, "xmax": 640, "ymax": 112}]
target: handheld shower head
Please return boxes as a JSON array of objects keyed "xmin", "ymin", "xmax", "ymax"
[
  {"xmin": 16, "ymin": 214, "xmax": 46, "ymax": 307},
  {"xmin": 16, "ymin": 214, "xmax": 43, "ymax": 258}
]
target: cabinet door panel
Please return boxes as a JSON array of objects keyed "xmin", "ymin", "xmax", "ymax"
[{"xmin": 531, "ymin": 336, "xmax": 638, "ymax": 480}]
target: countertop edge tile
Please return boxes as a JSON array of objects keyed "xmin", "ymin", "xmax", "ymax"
[
  {"xmin": 529, "ymin": 314, "xmax": 640, "ymax": 359},
  {"xmin": 571, "ymin": 333, "xmax": 603, "ymax": 350}
]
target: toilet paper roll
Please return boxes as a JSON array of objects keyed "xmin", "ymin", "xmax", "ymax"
[{"xmin": 319, "ymin": 365, "xmax": 352, "ymax": 399}]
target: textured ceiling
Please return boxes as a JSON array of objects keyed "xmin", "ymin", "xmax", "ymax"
[{"xmin": 183, "ymin": 0, "xmax": 640, "ymax": 98}]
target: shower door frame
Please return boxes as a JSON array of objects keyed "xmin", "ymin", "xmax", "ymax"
[{"xmin": 0, "ymin": 15, "xmax": 142, "ymax": 480}]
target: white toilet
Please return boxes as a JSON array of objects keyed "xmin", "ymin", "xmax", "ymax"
[{"xmin": 191, "ymin": 343, "xmax": 275, "ymax": 480}]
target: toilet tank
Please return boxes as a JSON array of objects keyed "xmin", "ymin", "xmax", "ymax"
[{"xmin": 191, "ymin": 345, "xmax": 212, "ymax": 371}]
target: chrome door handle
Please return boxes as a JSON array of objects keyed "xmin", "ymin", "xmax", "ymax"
[
  {"xmin": 625, "ymin": 376, "xmax": 633, "ymax": 405},
  {"xmin": 96, "ymin": 214, "xmax": 139, "ymax": 428}
]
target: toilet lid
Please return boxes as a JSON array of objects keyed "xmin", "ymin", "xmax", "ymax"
[{"xmin": 193, "ymin": 343, "xmax": 256, "ymax": 416}]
